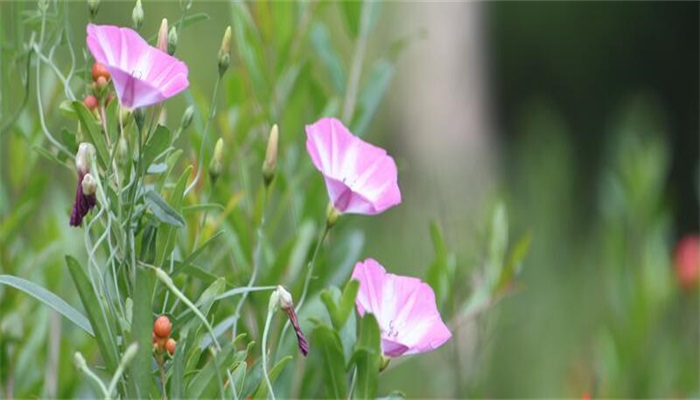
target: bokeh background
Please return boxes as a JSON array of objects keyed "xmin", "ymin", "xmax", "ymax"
[{"xmin": 1, "ymin": 1, "xmax": 698, "ymax": 398}]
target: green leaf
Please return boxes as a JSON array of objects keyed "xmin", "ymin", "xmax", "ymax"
[
  {"xmin": 353, "ymin": 58, "xmax": 394, "ymax": 136},
  {"xmin": 252, "ymin": 355, "xmax": 292, "ymax": 399},
  {"xmin": 185, "ymin": 341, "xmax": 237, "ymax": 399},
  {"xmin": 312, "ymin": 325, "xmax": 347, "ymax": 398},
  {"xmin": 488, "ymin": 202, "xmax": 508, "ymax": 288},
  {"xmin": 0, "ymin": 274, "xmax": 93, "ymax": 336},
  {"xmin": 425, "ymin": 222, "xmax": 454, "ymax": 308},
  {"xmin": 129, "ymin": 266, "xmax": 155, "ymax": 398},
  {"xmin": 65, "ymin": 256, "xmax": 120, "ymax": 373},
  {"xmin": 181, "ymin": 203, "xmax": 225, "ymax": 215},
  {"xmin": 168, "ymin": 328, "xmax": 187, "ymax": 398},
  {"xmin": 73, "ymin": 100, "xmax": 109, "ymax": 169},
  {"xmin": 352, "ymin": 314, "xmax": 381, "ymax": 400},
  {"xmin": 142, "ymin": 125, "xmax": 170, "ymax": 173},
  {"xmin": 338, "ymin": 280, "xmax": 360, "ymax": 327},
  {"xmin": 497, "ymin": 232, "xmax": 532, "ymax": 291},
  {"xmin": 144, "ymin": 189, "xmax": 185, "ymax": 227},
  {"xmin": 241, "ymin": 357, "xmax": 263, "ymax": 398},
  {"xmin": 340, "ymin": 1, "xmax": 362, "ymax": 38},
  {"xmin": 155, "ymin": 166, "xmax": 191, "ymax": 266},
  {"xmin": 310, "ymin": 22, "xmax": 346, "ymax": 94},
  {"xmin": 172, "ymin": 230, "xmax": 225, "ymax": 276}
]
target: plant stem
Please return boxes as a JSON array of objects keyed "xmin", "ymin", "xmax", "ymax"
[
  {"xmin": 261, "ymin": 308, "xmax": 276, "ymax": 400},
  {"xmin": 342, "ymin": 0, "xmax": 372, "ymax": 124},
  {"xmin": 185, "ymin": 76, "xmax": 221, "ymax": 196},
  {"xmin": 232, "ymin": 188, "xmax": 269, "ymax": 338}
]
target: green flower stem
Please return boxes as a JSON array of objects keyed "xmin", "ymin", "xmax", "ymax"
[
  {"xmin": 232, "ymin": 188, "xmax": 269, "ymax": 337},
  {"xmin": 277, "ymin": 222, "xmax": 330, "ymax": 359},
  {"xmin": 261, "ymin": 307, "xmax": 276, "ymax": 400},
  {"xmin": 185, "ymin": 76, "xmax": 221, "ymax": 196},
  {"xmin": 341, "ymin": 0, "xmax": 372, "ymax": 124},
  {"xmin": 296, "ymin": 223, "xmax": 331, "ymax": 311},
  {"xmin": 107, "ymin": 343, "xmax": 138, "ymax": 398},
  {"xmin": 74, "ymin": 352, "xmax": 110, "ymax": 399}
]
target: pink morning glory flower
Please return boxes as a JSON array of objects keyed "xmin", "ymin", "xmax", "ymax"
[
  {"xmin": 351, "ymin": 258, "xmax": 452, "ymax": 357},
  {"xmin": 86, "ymin": 24, "xmax": 189, "ymax": 110},
  {"xmin": 305, "ymin": 118, "xmax": 401, "ymax": 215}
]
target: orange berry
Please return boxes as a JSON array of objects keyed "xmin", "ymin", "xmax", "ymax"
[
  {"xmin": 91, "ymin": 62, "xmax": 110, "ymax": 81},
  {"xmin": 153, "ymin": 315, "xmax": 172, "ymax": 339},
  {"xmin": 83, "ymin": 95, "xmax": 98, "ymax": 111},
  {"xmin": 165, "ymin": 338, "xmax": 176, "ymax": 355}
]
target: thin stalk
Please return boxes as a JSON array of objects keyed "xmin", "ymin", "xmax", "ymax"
[
  {"xmin": 341, "ymin": 0, "xmax": 372, "ymax": 123},
  {"xmin": 232, "ymin": 188, "xmax": 269, "ymax": 337},
  {"xmin": 261, "ymin": 309, "xmax": 276, "ymax": 400},
  {"xmin": 185, "ymin": 76, "xmax": 221, "ymax": 196},
  {"xmin": 277, "ymin": 223, "xmax": 330, "ymax": 358}
]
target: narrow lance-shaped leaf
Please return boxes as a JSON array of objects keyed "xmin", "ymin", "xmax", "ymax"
[
  {"xmin": 0, "ymin": 274, "xmax": 94, "ymax": 336},
  {"xmin": 65, "ymin": 256, "xmax": 120, "ymax": 373}
]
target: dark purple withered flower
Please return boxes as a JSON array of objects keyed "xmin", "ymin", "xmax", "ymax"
[
  {"xmin": 70, "ymin": 143, "xmax": 97, "ymax": 227},
  {"xmin": 275, "ymin": 285, "xmax": 309, "ymax": 356}
]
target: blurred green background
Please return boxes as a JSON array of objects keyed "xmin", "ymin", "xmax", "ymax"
[{"xmin": 1, "ymin": 1, "xmax": 697, "ymax": 398}]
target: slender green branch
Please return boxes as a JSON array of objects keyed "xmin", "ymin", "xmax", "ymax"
[
  {"xmin": 342, "ymin": 0, "xmax": 372, "ymax": 123},
  {"xmin": 107, "ymin": 343, "xmax": 138, "ymax": 398},
  {"xmin": 74, "ymin": 352, "xmax": 110, "ymax": 399},
  {"xmin": 185, "ymin": 76, "xmax": 221, "ymax": 196},
  {"xmin": 232, "ymin": 189, "xmax": 269, "ymax": 337},
  {"xmin": 261, "ymin": 308, "xmax": 276, "ymax": 400}
]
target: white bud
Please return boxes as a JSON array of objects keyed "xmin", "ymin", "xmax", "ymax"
[
  {"xmin": 81, "ymin": 173, "xmax": 97, "ymax": 196},
  {"xmin": 132, "ymin": 0, "xmax": 144, "ymax": 30},
  {"xmin": 76, "ymin": 143, "xmax": 95, "ymax": 176},
  {"xmin": 275, "ymin": 285, "xmax": 294, "ymax": 311}
]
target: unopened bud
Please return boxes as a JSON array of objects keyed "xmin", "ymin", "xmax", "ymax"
[
  {"xmin": 81, "ymin": 173, "xmax": 97, "ymax": 196},
  {"xmin": 217, "ymin": 26, "xmax": 232, "ymax": 77},
  {"xmin": 262, "ymin": 124, "xmax": 278, "ymax": 186},
  {"xmin": 209, "ymin": 138, "xmax": 224, "ymax": 183},
  {"xmin": 76, "ymin": 143, "xmax": 95, "ymax": 176},
  {"xmin": 326, "ymin": 203, "xmax": 341, "ymax": 228},
  {"xmin": 167, "ymin": 27, "xmax": 178, "ymax": 56},
  {"xmin": 73, "ymin": 352, "xmax": 87, "ymax": 370},
  {"xmin": 180, "ymin": 105, "xmax": 194, "ymax": 131},
  {"xmin": 156, "ymin": 18, "xmax": 168, "ymax": 53},
  {"xmin": 275, "ymin": 285, "xmax": 293, "ymax": 310},
  {"xmin": 132, "ymin": 0, "xmax": 144, "ymax": 30},
  {"xmin": 270, "ymin": 285, "xmax": 308, "ymax": 356},
  {"xmin": 87, "ymin": 0, "xmax": 100, "ymax": 20}
]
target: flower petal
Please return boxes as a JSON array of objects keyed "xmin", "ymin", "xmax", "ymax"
[
  {"xmin": 86, "ymin": 24, "xmax": 189, "ymax": 109},
  {"xmin": 305, "ymin": 117, "xmax": 401, "ymax": 215}
]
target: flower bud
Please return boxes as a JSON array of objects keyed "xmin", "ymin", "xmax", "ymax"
[
  {"xmin": 156, "ymin": 18, "xmax": 168, "ymax": 53},
  {"xmin": 87, "ymin": 0, "xmax": 100, "ymax": 20},
  {"xmin": 209, "ymin": 138, "xmax": 224, "ymax": 184},
  {"xmin": 180, "ymin": 105, "xmax": 194, "ymax": 131},
  {"xmin": 270, "ymin": 285, "xmax": 308, "ymax": 356},
  {"xmin": 326, "ymin": 203, "xmax": 341, "ymax": 228},
  {"xmin": 275, "ymin": 285, "xmax": 293, "ymax": 311},
  {"xmin": 262, "ymin": 124, "xmax": 278, "ymax": 187},
  {"xmin": 217, "ymin": 26, "xmax": 232, "ymax": 77},
  {"xmin": 81, "ymin": 173, "xmax": 97, "ymax": 196},
  {"xmin": 76, "ymin": 143, "xmax": 95, "ymax": 176},
  {"xmin": 132, "ymin": 0, "xmax": 144, "ymax": 30},
  {"xmin": 167, "ymin": 26, "xmax": 178, "ymax": 56},
  {"xmin": 73, "ymin": 352, "xmax": 87, "ymax": 370}
]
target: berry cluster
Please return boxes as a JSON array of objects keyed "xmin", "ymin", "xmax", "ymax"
[
  {"xmin": 152, "ymin": 315, "xmax": 176, "ymax": 356},
  {"xmin": 83, "ymin": 62, "xmax": 114, "ymax": 112}
]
